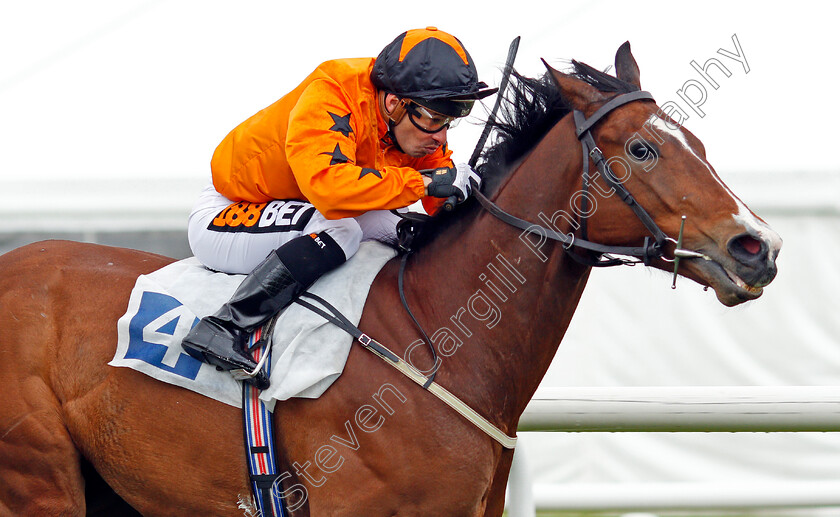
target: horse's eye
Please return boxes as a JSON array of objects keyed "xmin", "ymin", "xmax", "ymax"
[{"xmin": 629, "ymin": 141, "xmax": 658, "ymax": 161}]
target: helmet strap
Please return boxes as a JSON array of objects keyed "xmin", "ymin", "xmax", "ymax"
[
  {"xmin": 380, "ymin": 93, "xmax": 408, "ymax": 125},
  {"xmin": 379, "ymin": 92, "xmax": 407, "ymax": 153},
  {"xmin": 386, "ymin": 120, "xmax": 405, "ymax": 154}
]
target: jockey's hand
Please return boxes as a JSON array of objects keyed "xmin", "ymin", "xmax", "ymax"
[{"xmin": 424, "ymin": 163, "xmax": 481, "ymax": 202}]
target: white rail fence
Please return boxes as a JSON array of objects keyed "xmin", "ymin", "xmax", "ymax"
[{"xmin": 506, "ymin": 387, "xmax": 840, "ymax": 516}]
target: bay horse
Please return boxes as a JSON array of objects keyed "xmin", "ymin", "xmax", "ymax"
[{"xmin": 0, "ymin": 42, "xmax": 780, "ymax": 516}]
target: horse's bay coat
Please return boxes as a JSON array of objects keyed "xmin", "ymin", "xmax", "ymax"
[{"xmin": 0, "ymin": 43, "xmax": 780, "ymax": 516}]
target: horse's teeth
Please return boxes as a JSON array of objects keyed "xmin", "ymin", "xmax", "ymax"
[{"xmin": 725, "ymin": 268, "xmax": 762, "ymax": 294}]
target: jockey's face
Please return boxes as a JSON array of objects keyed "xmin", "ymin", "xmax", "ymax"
[{"xmin": 383, "ymin": 94, "xmax": 448, "ymax": 158}]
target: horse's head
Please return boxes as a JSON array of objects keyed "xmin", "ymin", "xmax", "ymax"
[{"xmin": 544, "ymin": 42, "xmax": 781, "ymax": 306}]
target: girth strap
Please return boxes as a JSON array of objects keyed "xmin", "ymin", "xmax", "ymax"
[{"xmin": 242, "ymin": 331, "xmax": 289, "ymax": 517}]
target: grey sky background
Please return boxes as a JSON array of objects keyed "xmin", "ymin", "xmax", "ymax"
[{"xmin": 1, "ymin": 1, "xmax": 833, "ymax": 188}]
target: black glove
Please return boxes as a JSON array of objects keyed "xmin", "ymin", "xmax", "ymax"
[{"xmin": 424, "ymin": 163, "xmax": 481, "ymax": 201}]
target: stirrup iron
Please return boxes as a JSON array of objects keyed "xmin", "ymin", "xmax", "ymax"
[{"xmin": 231, "ymin": 335, "xmax": 273, "ymax": 382}]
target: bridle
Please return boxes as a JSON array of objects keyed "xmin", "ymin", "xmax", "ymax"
[
  {"xmin": 374, "ymin": 83, "xmax": 709, "ymax": 450},
  {"xmin": 473, "ymin": 89, "xmax": 706, "ymax": 268},
  {"xmin": 394, "ymin": 86, "xmax": 710, "ymax": 391}
]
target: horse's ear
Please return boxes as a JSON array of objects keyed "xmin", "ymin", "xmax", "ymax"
[
  {"xmin": 615, "ymin": 41, "xmax": 641, "ymax": 88},
  {"xmin": 541, "ymin": 59, "xmax": 604, "ymax": 110}
]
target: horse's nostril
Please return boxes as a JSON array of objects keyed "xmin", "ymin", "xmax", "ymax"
[
  {"xmin": 735, "ymin": 235, "xmax": 762, "ymax": 256},
  {"xmin": 726, "ymin": 233, "xmax": 776, "ymax": 285},
  {"xmin": 727, "ymin": 233, "xmax": 769, "ymax": 271}
]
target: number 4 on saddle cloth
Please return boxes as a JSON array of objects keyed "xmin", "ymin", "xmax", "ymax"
[{"xmin": 109, "ymin": 241, "xmax": 397, "ymax": 409}]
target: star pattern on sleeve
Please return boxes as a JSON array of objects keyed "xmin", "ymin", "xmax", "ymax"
[
  {"xmin": 358, "ymin": 168, "xmax": 382, "ymax": 179},
  {"xmin": 320, "ymin": 143, "xmax": 351, "ymax": 165},
  {"xmin": 328, "ymin": 111, "xmax": 353, "ymax": 137}
]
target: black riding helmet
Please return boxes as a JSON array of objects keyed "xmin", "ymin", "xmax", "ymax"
[{"xmin": 371, "ymin": 27, "xmax": 497, "ymax": 119}]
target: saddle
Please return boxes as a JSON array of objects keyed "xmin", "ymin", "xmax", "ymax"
[{"xmin": 110, "ymin": 241, "xmax": 397, "ymax": 408}]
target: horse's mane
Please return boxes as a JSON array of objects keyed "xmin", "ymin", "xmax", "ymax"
[
  {"xmin": 407, "ymin": 59, "xmax": 640, "ymax": 250},
  {"xmin": 479, "ymin": 60, "xmax": 640, "ymax": 193}
]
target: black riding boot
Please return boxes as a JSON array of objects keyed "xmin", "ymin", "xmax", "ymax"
[{"xmin": 181, "ymin": 231, "xmax": 347, "ymax": 389}]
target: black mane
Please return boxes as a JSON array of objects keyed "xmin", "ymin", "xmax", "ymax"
[
  {"xmin": 478, "ymin": 59, "xmax": 640, "ymax": 195},
  {"xmin": 407, "ymin": 59, "xmax": 640, "ymax": 250}
]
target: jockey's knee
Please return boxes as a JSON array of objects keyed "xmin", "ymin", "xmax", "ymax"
[
  {"xmin": 269, "ymin": 217, "xmax": 361, "ymax": 287},
  {"xmin": 306, "ymin": 217, "xmax": 363, "ymax": 260},
  {"xmin": 276, "ymin": 229, "xmax": 349, "ymax": 287}
]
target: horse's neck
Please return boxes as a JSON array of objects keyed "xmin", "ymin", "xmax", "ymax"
[{"xmin": 408, "ymin": 120, "xmax": 590, "ymax": 430}]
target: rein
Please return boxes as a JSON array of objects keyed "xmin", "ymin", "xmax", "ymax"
[
  {"xmin": 294, "ymin": 293, "xmax": 518, "ymax": 449},
  {"xmin": 475, "ymin": 89, "xmax": 696, "ymax": 267},
  {"xmin": 254, "ymin": 85, "xmax": 705, "ymax": 469},
  {"xmin": 391, "ymin": 37, "xmax": 522, "ymax": 390},
  {"xmin": 318, "ymin": 37, "xmax": 527, "ymax": 449},
  {"xmin": 355, "ymin": 76, "xmax": 702, "ymax": 452}
]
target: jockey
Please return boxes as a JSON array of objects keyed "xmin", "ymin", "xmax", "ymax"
[{"xmin": 181, "ymin": 27, "xmax": 496, "ymax": 389}]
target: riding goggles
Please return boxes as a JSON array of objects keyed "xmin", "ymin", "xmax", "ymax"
[{"xmin": 404, "ymin": 101, "xmax": 466, "ymax": 133}]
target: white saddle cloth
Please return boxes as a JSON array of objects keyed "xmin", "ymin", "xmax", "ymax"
[{"xmin": 109, "ymin": 241, "xmax": 397, "ymax": 410}]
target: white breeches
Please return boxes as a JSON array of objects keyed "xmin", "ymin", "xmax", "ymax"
[{"xmin": 187, "ymin": 184, "xmax": 401, "ymax": 274}]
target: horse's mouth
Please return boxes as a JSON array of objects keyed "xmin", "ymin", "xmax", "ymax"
[
  {"xmin": 723, "ymin": 267, "xmax": 764, "ymax": 295},
  {"xmin": 691, "ymin": 259, "xmax": 764, "ymax": 306}
]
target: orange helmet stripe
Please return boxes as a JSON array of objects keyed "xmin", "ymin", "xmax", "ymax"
[{"xmin": 399, "ymin": 28, "xmax": 469, "ymax": 65}]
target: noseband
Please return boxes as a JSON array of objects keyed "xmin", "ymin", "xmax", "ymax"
[{"xmin": 474, "ymin": 89, "xmax": 690, "ymax": 268}]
